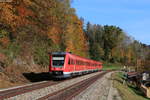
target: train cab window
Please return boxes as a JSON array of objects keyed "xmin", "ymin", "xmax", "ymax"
[{"xmin": 52, "ymin": 55, "xmax": 65, "ymax": 67}]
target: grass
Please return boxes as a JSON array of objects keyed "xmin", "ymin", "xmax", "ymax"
[
  {"xmin": 112, "ymin": 72, "xmax": 150, "ymax": 100},
  {"xmin": 103, "ymin": 63, "xmax": 122, "ymax": 70}
]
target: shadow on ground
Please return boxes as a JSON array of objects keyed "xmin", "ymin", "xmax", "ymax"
[
  {"xmin": 128, "ymin": 85, "xmax": 147, "ymax": 98},
  {"xmin": 23, "ymin": 72, "xmax": 53, "ymax": 82}
]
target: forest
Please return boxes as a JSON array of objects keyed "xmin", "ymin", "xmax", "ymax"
[{"xmin": 0, "ymin": 0, "xmax": 150, "ymax": 72}]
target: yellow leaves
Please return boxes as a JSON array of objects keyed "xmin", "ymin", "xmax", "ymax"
[
  {"xmin": 64, "ymin": 24, "xmax": 75, "ymax": 52},
  {"xmin": 23, "ymin": 0, "xmax": 33, "ymax": 5},
  {"xmin": 47, "ymin": 26, "xmax": 61, "ymax": 44},
  {"xmin": 0, "ymin": 29, "xmax": 10, "ymax": 47},
  {"xmin": 64, "ymin": 20, "xmax": 88, "ymax": 57},
  {"xmin": 66, "ymin": 40, "xmax": 74, "ymax": 52}
]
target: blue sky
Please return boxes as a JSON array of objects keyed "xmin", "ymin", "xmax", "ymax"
[{"xmin": 71, "ymin": 0, "xmax": 150, "ymax": 45}]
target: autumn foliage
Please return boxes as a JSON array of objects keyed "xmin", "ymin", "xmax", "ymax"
[{"xmin": 0, "ymin": 0, "xmax": 88, "ymax": 66}]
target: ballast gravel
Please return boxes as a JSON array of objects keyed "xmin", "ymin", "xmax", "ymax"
[
  {"xmin": 5, "ymin": 72, "xmax": 102, "ymax": 100},
  {"xmin": 73, "ymin": 72, "xmax": 122, "ymax": 100}
]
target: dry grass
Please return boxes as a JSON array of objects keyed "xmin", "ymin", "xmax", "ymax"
[
  {"xmin": 0, "ymin": 72, "xmax": 21, "ymax": 89},
  {"xmin": 0, "ymin": 64, "xmax": 48, "ymax": 89},
  {"xmin": 112, "ymin": 72, "xmax": 150, "ymax": 100}
]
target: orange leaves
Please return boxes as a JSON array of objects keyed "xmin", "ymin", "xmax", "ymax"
[
  {"xmin": 0, "ymin": 3, "xmax": 20, "ymax": 32},
  {"xmin": 0, "ymin": 0, "xmax": 89, "ymax": 59},
  {"xmin": 15, "ymin": 1, "xmax": 34, "ymax": 27},
  {"xmin": 0, "ymin": 4, "xmax": 16, "ymax": 25},
  {"xmin": 0, "ymin": 0, "xmax": 34, "ymax": 31},
  {"xmin": 47, "ymin": 26, "xmax": 61, "ymax": 44},
  {"xmin": 0, "ymin": 53, "xmax": 7, "ymax": 62},
  {"xmin": 0, "ymin": 37, "xmax": 10, "ymax": 47},
  {"xmin": 17, "ymin": 2, "xmax": 34, "ymax": 18}
]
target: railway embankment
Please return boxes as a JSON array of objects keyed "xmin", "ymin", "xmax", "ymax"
[
  {"xmin": 1, "ymin": 71, "xmax": 126, "ymax": 100},
  {"xmin": 1, "ymin": 71, "xmax": 103, "ymax": 100},
  {"xmin": 112, "ymin": 72, "xmax": 150, "ymax": 100}
]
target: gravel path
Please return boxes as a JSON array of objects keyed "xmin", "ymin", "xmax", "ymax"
[
  {"xmin": 73, "ymin": 72, "xmax": 122, "ymax": 100},
  {"xmin": 5, "ymin": 72, "xmax": 102, "ymax": 100},
  {"xmin": 107, "ymin": 80, "xmax": 122, "ymax": 100}
]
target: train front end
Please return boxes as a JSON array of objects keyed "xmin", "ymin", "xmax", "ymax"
[{"xmin": 49, "ymin": 52, "xmax": 69, "ymax": 78}]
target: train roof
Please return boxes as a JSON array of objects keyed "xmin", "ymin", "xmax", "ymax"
[
  {"xmin": 50, "ymin": 52, "xmax": 68, "ymax": 55},
  {"xmin": 49, "ymin": 52, "xmax": 102, "ymax": 64}
]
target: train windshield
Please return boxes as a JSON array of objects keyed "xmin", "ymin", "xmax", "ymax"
[{"xmin": 52, "ymin": 55, "xmax": 65, "ymax": 67}]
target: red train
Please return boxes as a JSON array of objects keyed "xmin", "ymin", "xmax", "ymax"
[{"xmin": 49, "ymin": 52, "xmax": 103, "ymax": 78}]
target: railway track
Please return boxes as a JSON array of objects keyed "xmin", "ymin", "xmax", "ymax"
[
  {"xmin": 0, "ymin": 71, "xmax": 110, "ymax": 100},
  {"xmin": 0, "ymin": 81, "xmax": 59, "ymax": 100},
  {"xmin": 38, "ymin": 71, "xmax": 109, "ymax": 100}
]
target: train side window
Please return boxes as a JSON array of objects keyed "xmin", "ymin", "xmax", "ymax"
[
  {"xmin": 75, "ymin": 60, "xmax": 77, "ymax": 65},
  {"xmin": 87, "ymin": 62, "xmax": 89, "ymax": 66},
  {"xmin": 82, "ymin": 61, "xmax": 84, "ymax": 65},
  {"xmin": 79, "ymin": 60, "xmax": 81, "ymax": 65},
  {"xmin": 77, "ymin": 60, "xmax": 79, "ymax": 65},
  {"xmin": 68, "ymin": 58, "xmax": 70, "ymax": 65},
  {"xmin": 72, "ymin": 59, "xmax": 74, "ymax": 65},
  {"xmin": 70, "ymin": 59, "xmax": 73, "ymax": 65},
  {"xmin": 83, "ymin": 61, "xmax": 85, "ymax": 65}
]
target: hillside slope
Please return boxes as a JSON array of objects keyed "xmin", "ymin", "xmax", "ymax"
[{"xmin": 0, "ymin": 0, "xmax": 89, "ymax": 88}]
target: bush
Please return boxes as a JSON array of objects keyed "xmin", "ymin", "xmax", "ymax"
[{"xmin": 0, "ymin": 43, "xmax": 21, "ymax": 65}]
